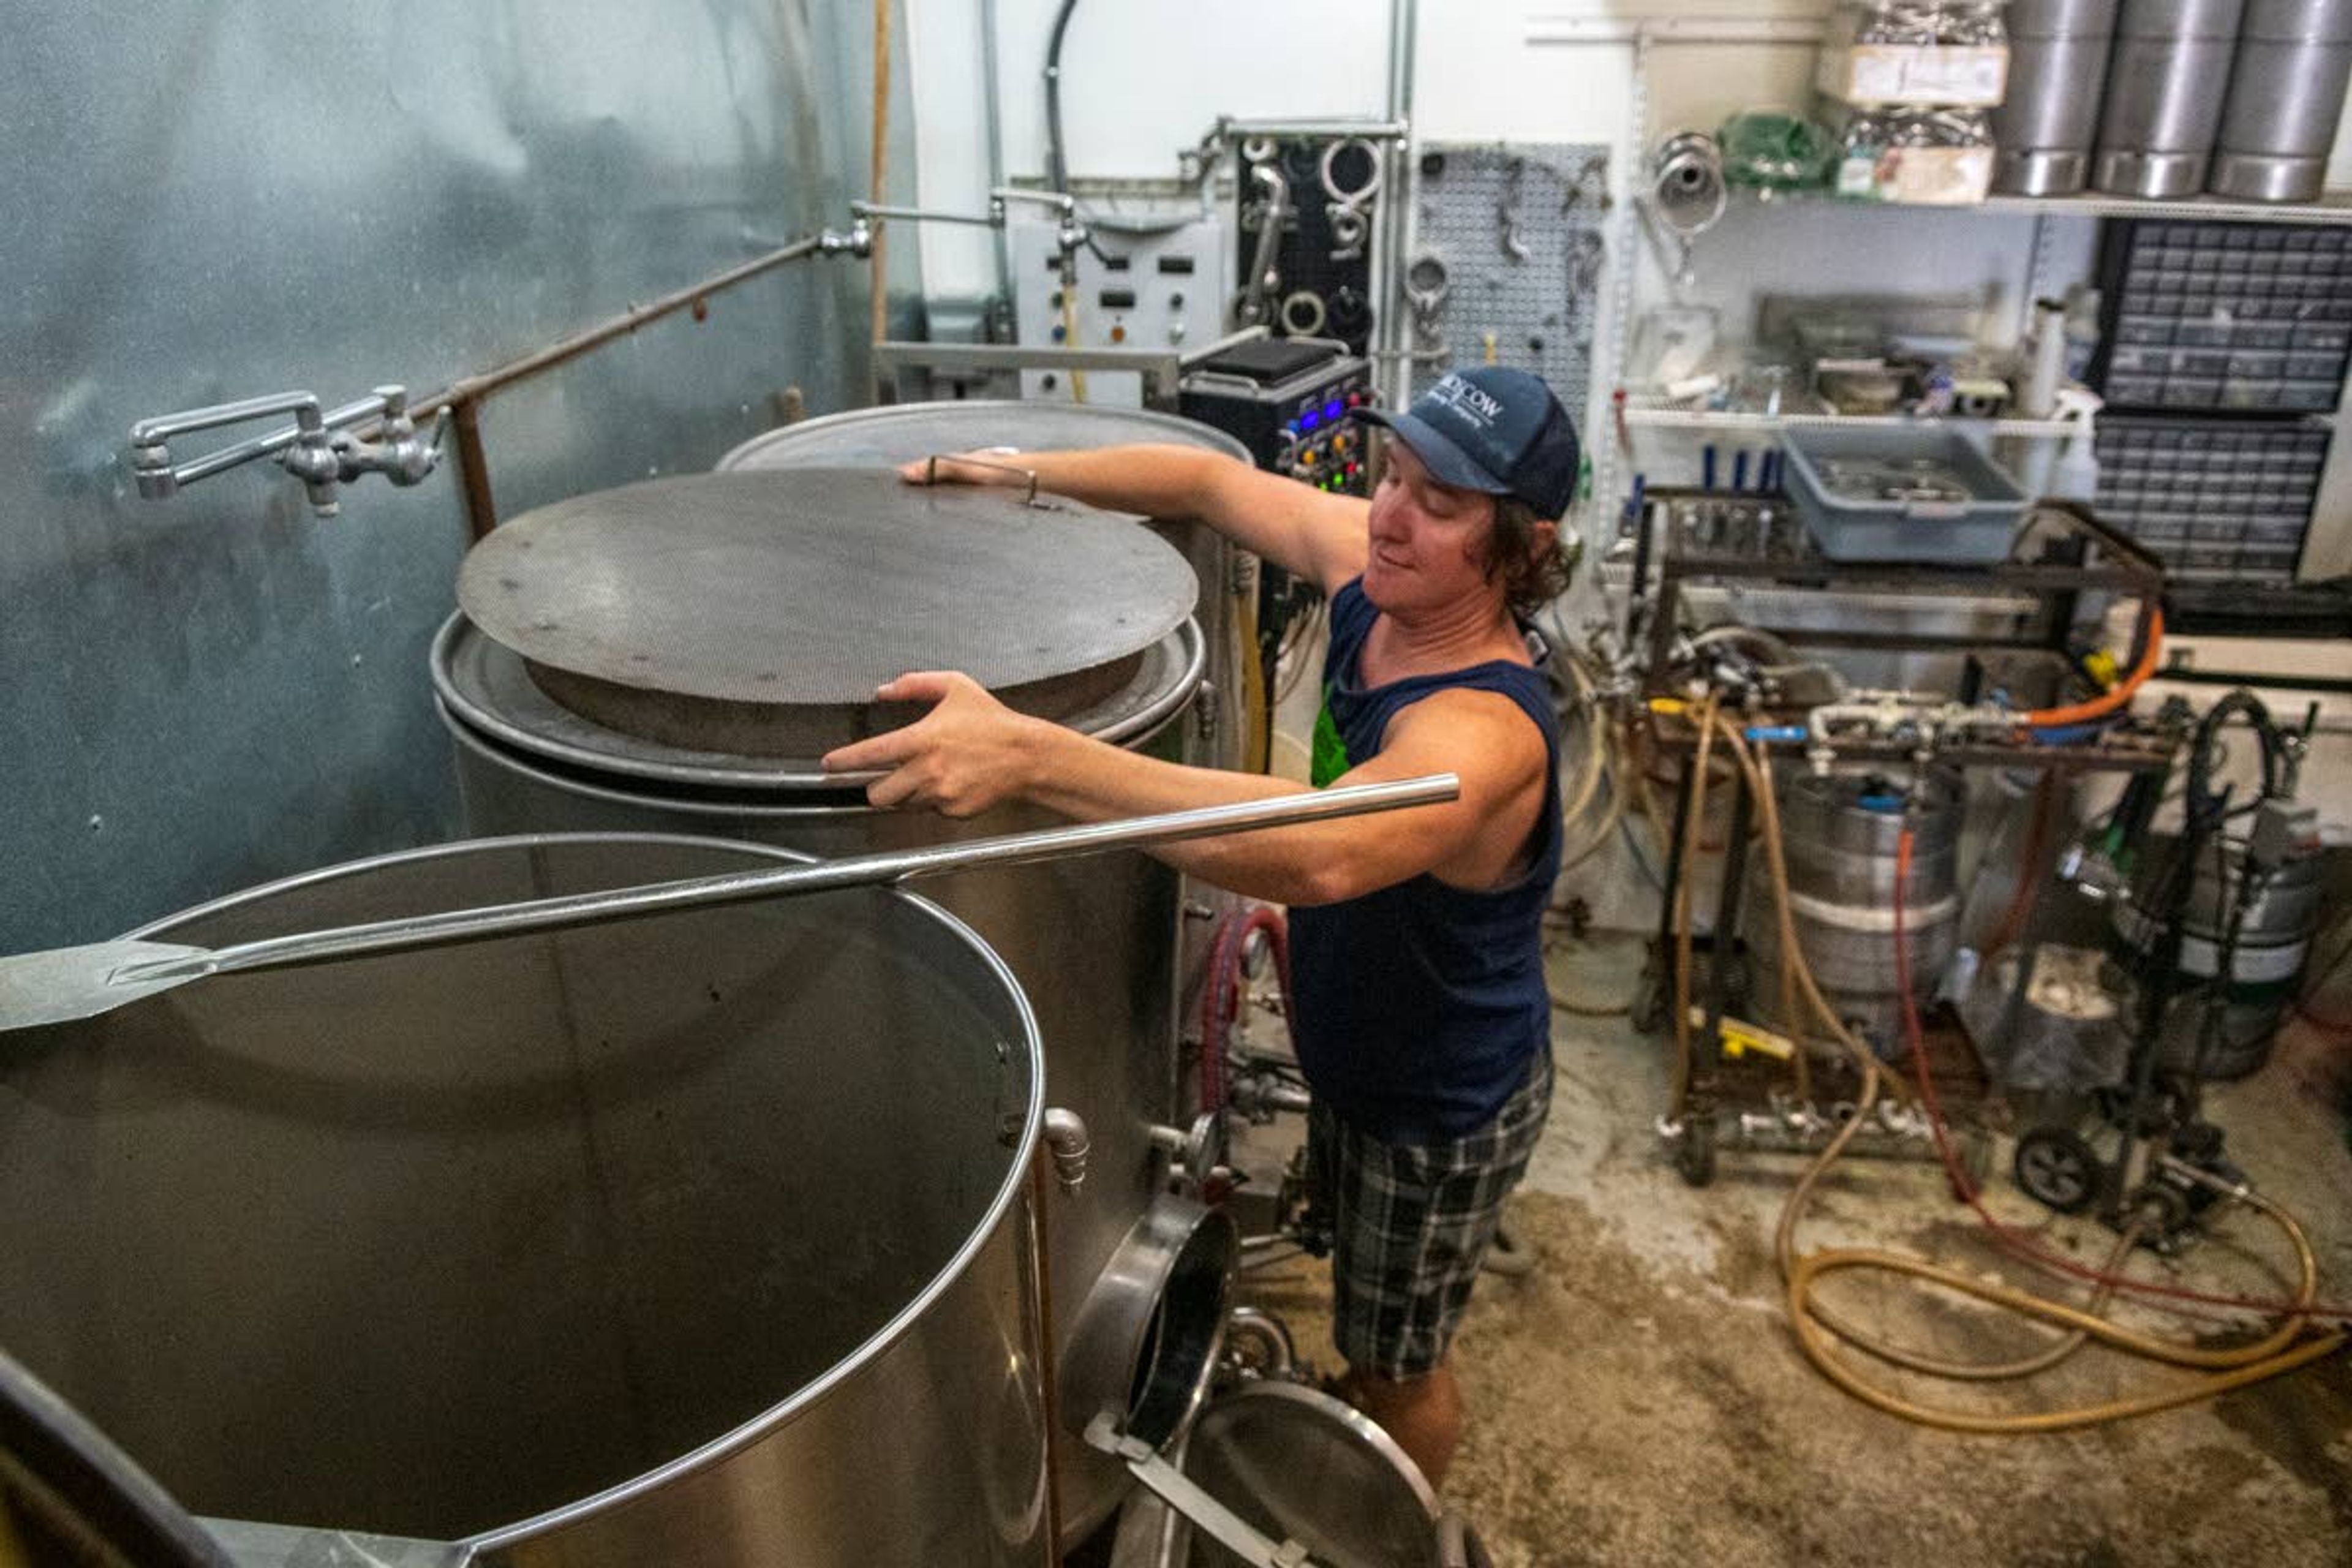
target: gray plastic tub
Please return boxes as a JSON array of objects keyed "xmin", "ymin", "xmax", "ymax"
[{"xmin": 1779, "ymin": 426, "xmax": 2029, "ymax": 563}]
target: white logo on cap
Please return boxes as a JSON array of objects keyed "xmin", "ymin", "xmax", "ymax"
[{"xmin": 1428, "ymin": 373, "xmax": 1502, "ymax": 428}]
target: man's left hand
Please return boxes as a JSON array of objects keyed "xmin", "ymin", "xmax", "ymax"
[{"xmin": 821, "ymin": 671, "xmax": 1045, "ymax": 818}]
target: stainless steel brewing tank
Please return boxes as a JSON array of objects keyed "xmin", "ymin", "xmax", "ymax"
[
  {"xmin": 1746, "ymin": 770, "xmax": 1964, "ymax": 1057},
  {"xmin": 434, "ymin": 448, "xmax": 1248, "ymax": 1545},
  {"xmin": 0, "ymin": 836, "xmax": 1052, "ymax": 1566}
]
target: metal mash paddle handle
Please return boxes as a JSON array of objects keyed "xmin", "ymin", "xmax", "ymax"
[
  {"xmin": 124, "ymin": 775, "xmax": 1460, "ymax": 987},
  {"xmin": 1084, "ymin": 1411, "xmax": 1325, "ymax": 1568}
]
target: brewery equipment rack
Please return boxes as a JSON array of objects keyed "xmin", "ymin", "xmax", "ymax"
[{"xmin": 1626, "ymin": 490, "xmax": 2177, "ymax": 1185}]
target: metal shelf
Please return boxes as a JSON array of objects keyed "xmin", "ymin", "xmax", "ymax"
[
  {"xmin": 1983, "ymin": 191, "xmax": 2352, "ymax": 225},
  {"xmin": 1620, "ymin": 404, "xmax": 2079, "ymax": 437},
  {"xmin": 1735, "ymin": 188, "xmax": 2352, "ymax": 227}
]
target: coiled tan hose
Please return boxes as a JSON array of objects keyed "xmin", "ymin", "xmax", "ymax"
[{"xmin": 1674, "ymin": 700, "xmax": 2345, "ymax": 1431}]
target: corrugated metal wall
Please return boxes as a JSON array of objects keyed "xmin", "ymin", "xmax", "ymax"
[{"xmin": 0, "ymin": 1, "xmax": 914, "ymax": 949}]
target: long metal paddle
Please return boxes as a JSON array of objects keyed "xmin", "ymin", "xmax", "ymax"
[{"xmin": 0, "ymin": 775, "xmax": 1457, "ymax": 1034}]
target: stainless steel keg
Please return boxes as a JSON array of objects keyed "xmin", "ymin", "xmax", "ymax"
[
  {"xmin": 2212, "ymin": 0, "xmax": 2352, "ymax": 200},
  {"xmin": 2096, "ymin": 0, "xmax": 2250, "ymax": 197},
  {"xmin": 1997, "ymin": 0, "xmax": 2123, "ymax": 194},
  {"xmin": 2116, "ymin": 835, "xmax": 2326, "ymax": 1078},
  {"xmin": 1746, "ymin": 770, "xmax": 1965, "ymax": 1057}
]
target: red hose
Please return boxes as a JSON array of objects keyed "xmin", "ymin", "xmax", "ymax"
[
  {"xmin": 2021, "ymin": 606, "xmax": 2163, "ymax": 730},
  {"xmin": 1894, "ymin": 827, "xmax": 2352, "ymax": 1325},
  {"xmin": 1200, "ymin": 904, "xmax": 1294, "ymax": 1113}
]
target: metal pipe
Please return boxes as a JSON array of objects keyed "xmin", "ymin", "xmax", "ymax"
[
  {"xmin": 129, "ymin": 389, "xmax": 320, "ymax": 459},
  {"xmin": 451, "ymin": 400, "xmax": 498, "ymax": 541},
  {"xmin": 869, "ymin": 0, "xmax": 894, "ymax": 374},
  {"xmin": 1043, "ymin": 1108, "xmax": 1091, "ymax": 1192},
  {"xmin": 164, "ymin": 403, "xmax": 330, "ymax": 491},
  {"xmin": 990, "ymin": 186, "xmax": 1078, "ymax": 215},
  {"xmin": 121, "ymin": 775, "xmax": 1461, "ymax": 986},
  {"xmin": 412, "ymin": 230, "xmax": 862, "ymax": 422},
  {"xmin": 872, "ymin": 336, "xmax": 1250, "ymax": 407},
  {"xmin": 981, "ymin": 0, "xmax": 1015, "ymax": 314},
  {"xmin": 1027, "ymin": 1149, "xmax": 1069, "ymax": 1558},
  {"xmin": 1376, "ymin": 0, "xmax": 1419, "ymax": 408},
  {"xmin": 852, "ymin": 200, "xmax": 1000, "ymax": 226},
  {"xmin": 1044, "ymin": 0, "xmax": 1083, "ymax": 194},
  {"xmin": 1218, "ymin": 116, "xmax": 1411, "ymax": 140}
]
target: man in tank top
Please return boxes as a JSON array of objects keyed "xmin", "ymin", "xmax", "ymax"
[{"xmin": 823, "ymin": 366, "xmax": 1579, "ymax": 1488}]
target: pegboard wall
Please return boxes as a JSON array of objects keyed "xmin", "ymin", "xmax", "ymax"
[{"xmin": 1408, "ymin": 142, "xmax": 1610, "ymax": 422}]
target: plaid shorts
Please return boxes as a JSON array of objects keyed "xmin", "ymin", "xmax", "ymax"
[{"xmin": 1305, "ymin": 1052, "xmax": 1553, "ymax": 1379}]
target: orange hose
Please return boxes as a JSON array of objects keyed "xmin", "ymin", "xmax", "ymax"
[{"xmin": 2022, "ymin": 606, "xmax": 2163, "ymax": 729}]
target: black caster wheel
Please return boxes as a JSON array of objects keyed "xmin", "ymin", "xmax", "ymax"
[{"xmin": 2013, "ymin": 1126, "xmax": 2100, "ymax": 1215}]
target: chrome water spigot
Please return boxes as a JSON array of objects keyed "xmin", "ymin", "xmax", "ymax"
[
  {"xmin": 130, "ymin": 389, "xmax": 331, "ymax": 503},
  {"xmin": 129, "ymin": 383, "xmax": 443, "ymax": 519},
  {"xmin": 279, "ymin": 402, "xmax": 344, "ymax": 516},
  {"xmin": 330, "ymin": 386, "xmax": 448, "ymax": 491}
]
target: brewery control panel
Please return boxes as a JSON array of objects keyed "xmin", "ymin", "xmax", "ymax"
[
  {"xmin": 1177, "ymin": 337, "xmax": 1378, "ymax": 497},
  {"xmin": 1011, "ymin": 215, "xmax": 1232, "ymax": 406}
]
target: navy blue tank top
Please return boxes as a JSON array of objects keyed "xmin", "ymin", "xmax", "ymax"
[{"xmin": 1288, "ymin": 578, "xmax": 1562, "ymax": 1143}]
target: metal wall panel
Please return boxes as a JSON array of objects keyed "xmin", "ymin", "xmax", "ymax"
[{"xmin": 0, "ymin": 1, "xmax": 914, "ymax": 949}]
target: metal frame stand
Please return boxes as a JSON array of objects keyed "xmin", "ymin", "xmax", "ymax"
[{"xmin": 1629, "ymin": 487, "xmax": 2178, "ymax": 1185}]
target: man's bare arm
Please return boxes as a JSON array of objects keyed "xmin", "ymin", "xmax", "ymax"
[
  {"xmin": 822, "ymin": 674, "xmax": 1546, "ymax": 906},
  {"xmin": 905, "ymin": 443, "xmax": 1369, "ymax": 595}
]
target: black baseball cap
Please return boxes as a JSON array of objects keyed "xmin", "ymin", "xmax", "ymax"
[{"xmin": 1354, "ymin": 367, "xmax": 1581, "ymax": 519}]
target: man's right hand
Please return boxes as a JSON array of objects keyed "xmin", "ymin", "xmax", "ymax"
[{"xmin": 898, "ymin": 447, "xmax": 1027, "ymax": 487}]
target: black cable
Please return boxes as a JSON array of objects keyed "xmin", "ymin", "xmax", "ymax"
[
  {"xmin": 1043, "ymin": 0, "xmax": 1082, "ymax": 195},
  {"xmin": 2137, "ymin": 688, "xmax": 2286, "ymax": 1090},
  {"xmin": 2188, "ymin": 834, "xmax": 2253, "ymax": 1084},
  {"xmin": 2186, "ymin": 690, "xmax": 2279, "ymax": 829}
]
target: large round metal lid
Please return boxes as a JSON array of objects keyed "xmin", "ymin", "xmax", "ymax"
[
  {"xmin": 1178, "ymin": 1382, "xmax": 1438, "ymax": 1566},
  {"xmin": 456, "ymin": 469, "xmax": 1198, "ymax": 756},
  {"xmin": 432, "ymin": 611, "xmax": 1205, "ymax": 791},
  {"xmin": 717, "ymin": 400, "xmax": 1250, "ymax": 473}
]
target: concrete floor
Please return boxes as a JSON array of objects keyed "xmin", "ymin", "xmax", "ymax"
[{"xmin": 1229, "ymin": 932, "xmax": 2352, "ymax": 1568}]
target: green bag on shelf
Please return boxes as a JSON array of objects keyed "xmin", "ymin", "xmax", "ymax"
[{"xmin": 1717, "ymin": 110, "xmax": 1836, "ymax": 193}]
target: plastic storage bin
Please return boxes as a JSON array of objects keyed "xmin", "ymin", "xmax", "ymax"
[{"xmin": 1779, "ymin": 426, "xmax": 2029, "ymax": 562}]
